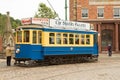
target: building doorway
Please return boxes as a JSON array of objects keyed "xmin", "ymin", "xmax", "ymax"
[{"xmin": 101, "ymin": 29, "xmax": 113, "ymax": 51}]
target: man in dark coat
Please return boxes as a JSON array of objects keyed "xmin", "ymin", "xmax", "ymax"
[{"xmin": 107, "ymin": 44, "xmax": 112, "ymax": 56}]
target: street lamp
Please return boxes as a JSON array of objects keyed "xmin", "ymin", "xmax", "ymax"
[{"xmin": 65, "ymin": 0, "xmax": 68, "ymax": 20}]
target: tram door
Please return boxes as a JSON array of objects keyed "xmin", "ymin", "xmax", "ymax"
[{"xmin": 101, "ymin": 29, "xmax": 113, "ymax": 51}]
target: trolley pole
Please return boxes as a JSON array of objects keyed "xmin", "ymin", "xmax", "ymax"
[{"xmin": 65, "ymin": 0, "xmax": 68, "ymax": 20}]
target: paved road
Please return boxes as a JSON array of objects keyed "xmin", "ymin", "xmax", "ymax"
[{"xmin": 0, "ymin": 54, "xmax": 120, "ymax": 80}]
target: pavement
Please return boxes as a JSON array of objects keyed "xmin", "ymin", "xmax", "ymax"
[{"xmin": 0, "ymin": 53, "xmax": 120, "ymax": 80}]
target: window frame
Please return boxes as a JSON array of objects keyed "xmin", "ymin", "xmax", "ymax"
[
  {"xmin": 49, "ymin": 33, "xmax": 55, "ymax": 44},
  {"xmin": 16, "ymin": 31, "xmax": 22, "ymax": 43},
  {"xmin": 47, "ymin": 32, "xmax": 93, "ymax": 46},
  {"xmin": 81, "ymin": 8, "xmax": 88, "ymax": 18},
  {"xmin": 113, "ymin": 8, "xmax": 120, "ymax": 18},
  {"xmin": 32, "ymin": 31, "xmax": 37, "ymax": 44},
  {"xmin": 23, "ymin": 30, "xmax": 30, "ymax": 43},
  {"xmin": 97, "ymin": 8, "xmax": 104, "ymax": 18},
  {"xmin": 56, "ymin": 33, "xmax": 61, "ymax": 44}
]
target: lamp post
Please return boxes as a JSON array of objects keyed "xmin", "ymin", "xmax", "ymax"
[{"xmin": 65, "ymin": 0, "xmax": 68, "ymax": 20}]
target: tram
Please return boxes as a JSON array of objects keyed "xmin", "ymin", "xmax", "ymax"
[{"xmin": 14, "ymin": 18, "xmax": 98, "ymax": 66}]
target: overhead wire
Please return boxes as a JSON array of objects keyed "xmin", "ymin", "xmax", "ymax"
[{"xmin": 46, "ymin": 0, "xmax": 60, "ymax": 19}]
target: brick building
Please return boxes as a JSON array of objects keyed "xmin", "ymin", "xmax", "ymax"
[{"xmin": 70, "ymin": 0, "xmax": 120, "ymax": 53}]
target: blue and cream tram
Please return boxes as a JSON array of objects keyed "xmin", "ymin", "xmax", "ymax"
[{"xmin": 14, "ymin": 18, "xmax": 98, "ymax": 65}]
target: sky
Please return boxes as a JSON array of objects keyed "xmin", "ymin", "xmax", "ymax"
[{"xmin": 0, "ymin": 0, "xmax": 69, "ymax": 20}]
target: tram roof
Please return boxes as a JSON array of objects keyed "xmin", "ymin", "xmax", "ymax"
[
  {"xmin": 16, "ymin": 18, "xmax": 98, "ymax": 34},
  {"xmin": 17, "ymin": 24, "xmax": 97, "ymax": 34}
]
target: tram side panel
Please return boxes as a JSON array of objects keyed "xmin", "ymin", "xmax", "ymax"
[
  {"xmin": 30, "ymin": 44, "xmax": 44, "ymax": 60},
  {"xmin": 43, "ymin": 47, "xmax": 96, "ymax": 56},
  {"xmin": 42, "ymin": 31, "xmax": 98, "ymax": 57}
]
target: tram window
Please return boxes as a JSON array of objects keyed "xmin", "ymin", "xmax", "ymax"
[
  {"xmin": 17, "ymin": 31, "xmax": 22, "ymax": 42},
  {"xmin": 24, "ymin": 31, "xmax": 29, "ymax": 42},
  {"xmin": 69, "ymin": 34, "xmax": 74, "ymax": 37},
  {"xmin": 63, "ymin": 38, "xmax": 67, "ymax": 44},
  {"xmin": 86, "ymin": 35, "xmax": 90, "ymax": 44},
  {"xmin": 38, "ymin": 31, "xmax": 42, "ymax": 44},
  {"xmin": 56, "ymin": 33, "xmax": 61, "ymax": 44},
  {"xmin": 81, "ymin": 35, "xmax": 85, "ymax": 44},
  {"xmin": 75, "ymin": 34, "xmax": 79, "ymax": 44},
  {"xmin": 49, "ymin": 33, "xmax": 55, "ymax": 44},
  {"xmin": 63, "ymin": 34, "xmax": 68, "ymax": 37},
  {"xmin": 33, "ymin": 31, "xmax": 37, "ymax": 43},
  {"xmin": 63, "ymin": 34, "xmax": 68, "ymax": 44},
  {"xmin": 86, "ymin": 39, "xmax": 90, "ymax": 44},
  {"xmin": 69, "ymin": 34, "xmax": 74, "ymax": 44},
  {"xmin": 69, "ymin": 38, "xmax": 74, "ymax": 44}
]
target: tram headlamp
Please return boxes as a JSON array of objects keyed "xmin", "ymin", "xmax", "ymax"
[{"xmin": 16, "ymin": 49, "xmax": 20, "ymax": 53}]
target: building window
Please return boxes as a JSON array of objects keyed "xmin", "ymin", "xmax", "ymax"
[
  {"xmin": 81, "ymin": 8, "xmax": 88, "ymax": 18},
  {"xmin": 97, "ymin": 8, "xmax": 104, "ymax": 18},
  {"xmin": 113, "ymin": 8, "xmax": 120, "ymax": 18}
]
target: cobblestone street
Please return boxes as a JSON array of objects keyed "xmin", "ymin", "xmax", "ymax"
[{"xmin": 0, "ymin": 53, "xmax": 120, "ymax": 80}]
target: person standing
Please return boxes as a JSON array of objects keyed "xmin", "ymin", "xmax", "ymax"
[
  {"xmin": 107, "ymin": 44, "xmax": 112, "ymax": 56},
  {"xmin": 5, "ymin": 44, "xmax": 12, "ymax": 66}
]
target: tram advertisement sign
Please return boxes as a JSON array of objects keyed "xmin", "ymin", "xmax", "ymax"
[
  {"xmin": 21, "ymin": 18, "xmax": 49, "ymax": 26},
  {"xmin": 32, "ymin": 18, "xmax": 49, "ymax": 26},
  {"xmin": 21, "ymin": 18, "xmax": 32, "ymax": 25},
  {"xmin": 50, "ymin": 19, "xmax": 90, "ymax": 30}
]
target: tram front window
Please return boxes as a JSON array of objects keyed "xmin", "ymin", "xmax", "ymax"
[
  {"xmin": 33, "ymin": 31, "xmax": 37, "ymax": 43},
  {"xmin": 24, "ymin": 31, "xmax": 29, "ymax": 42},
  {"xmin": 17, "ymin": 31, "xmax": 22, "ymax": 42}
]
